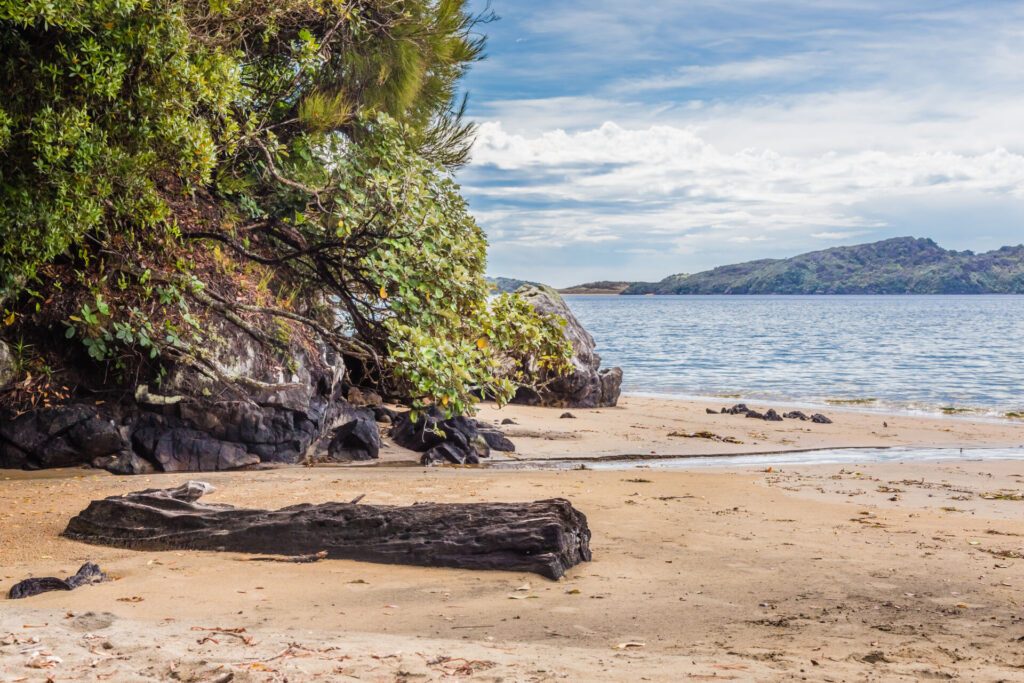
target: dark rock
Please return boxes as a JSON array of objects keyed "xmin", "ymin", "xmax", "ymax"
[
  {"xmin": 421, "ymin": 442, "xmax": 480, "ymax": 466},
  {"xmin": 745, "ymin": 410, "xmax": 765, "ymax": 419},
  {"xmin": 811, "ymin": 413, "xmax": 834, "ymax": 424},
  {"xmin": 706, "ymin": 408, "xmax": 719, "ymax": 415},
  {"xmin": 501, "ymin": 418, "xmax": 517, "ymax": 425},
  {"xmin": 64, "ymin": 482, "xmax": 591, "ymax": 579},
  {"xmin": 478, "ymin": 427, "xmax": 515, "ymax": 452},
  {"xmin": 783, "ymin": 411, "xmax": 809, "ymax": 420},
  {"xmin": 152, "ymin": 428, "xmax": 259, "ymax": 472},
  {"xmin": 1, "ymin": 315, "xmax": 353, "ymax": 474},
  {"xmin": 8, "ymin": 562, "xmax": 107, "ymax": 599},
  {"xmin": 510, "ymin": 285, "xmax": 622, "ymax": 408},
  {"xmin": 391, "ymin": 408, "xmax": 448, "ymax": 452},
  {"xmin": 0, "ymin": 404, "xmax": 115, "ymax": 470},
  {"xmin": 763, "ymin": 409, "xmax": 784, "ymax": 422},
  {"xmin": 391, "ymin": 407, "xmax": 507, "ymax": 461},
  {"xmin": 67, "ymin": 416, "xmax": 127, "ymax": 459},
  {"xmin": 725, "ymin": 404, "xmax": 750, "ymax": 415},
  {"xmin": 560, "ymin": 412, "xmax": 577, "ymax": 419},
  {"xmin": 326, "ymin": 414, "xmax": 380, "ymax": 461}
]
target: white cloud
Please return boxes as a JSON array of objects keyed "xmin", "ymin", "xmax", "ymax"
[
  {"xmin": 465, "ymin": 0, "xmax": 1024, "ymax": 281},
  {"xmin": 467, "ymin": 120, "xmax": 1024, "ymax": 250},
  {"xmin": 812, "ymin": 231, "xmax": 868, "ymax": 240},
  {"xmin": 618, "ymin": 54, "xmax": 828, "ymax": 93}
]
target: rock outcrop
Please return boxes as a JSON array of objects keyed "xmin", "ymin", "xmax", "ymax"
[
  {"xmin": 0, "ymin": 324, "xmax": 382, "ymax": 473},
  {"xmin": 511, "ymin": 285, "xmax": 622, "ymax": 408}
]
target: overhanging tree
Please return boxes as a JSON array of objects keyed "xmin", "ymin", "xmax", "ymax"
[{"xmin": 0, "ymin": 0, "xmax": 570, "ymax": 416}]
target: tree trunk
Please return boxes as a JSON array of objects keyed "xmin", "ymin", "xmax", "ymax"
[{"xmin": 63, "ymin": 482, "xmax": 591, "ymax": 579}]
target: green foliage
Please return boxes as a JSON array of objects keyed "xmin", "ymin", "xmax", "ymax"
[
  {"xmin": 1, "ymin": 0, "xmax": 572, "ymax": 414},
  {"xmin": 320, "ymin": 116, "xmax": 570, "ymax": 413},
  {"xmin": 0, "ymin": 0, "xmax": 241, "ymax": 297}
]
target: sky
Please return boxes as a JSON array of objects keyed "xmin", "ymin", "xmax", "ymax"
[{"xmin": 458, "ymin": 0, "xmax": 1024, "ymax": 287}]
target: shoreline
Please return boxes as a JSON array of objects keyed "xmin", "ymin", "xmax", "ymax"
[
  {"xmin": 620, "ymin": 389, "xmax": 1024, "ymax": 423},
  {"xmin": 467, "ymin": 394, "xmax": 1024, "ymax": 464}
]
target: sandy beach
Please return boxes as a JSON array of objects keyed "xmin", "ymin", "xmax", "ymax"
[{"xmin": 3, "ymin": 397, "xmax": 1024, "ymax": 681}]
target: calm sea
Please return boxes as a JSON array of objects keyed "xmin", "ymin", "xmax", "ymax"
[{"xmin": 563, "ymin": 295, "xmax": 1024, "ymax": 417}]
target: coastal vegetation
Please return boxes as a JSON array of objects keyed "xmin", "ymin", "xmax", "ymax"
[
  {"xmin": 624, "ymin": 238, "xmax": 1024, "ymax": 295},
  {"xmin": 549, "ymin": 237, "xmax": 1024, "ymax": 295},
  {"xmin": 0, "ymin": 0, "xmax": 571, "ymax": 417}
]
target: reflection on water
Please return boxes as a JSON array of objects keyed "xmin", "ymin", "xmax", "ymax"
[
  {"xmin": 565, "ymin": 295, "xmax": 1024, "ymax": 416},
  {"xmin": 487, "ymin": 447, "xmax": 1024, "ymax": 471}
]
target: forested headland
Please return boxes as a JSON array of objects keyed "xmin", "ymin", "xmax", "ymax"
[
  {"xmin": 0, "ymin": 0, "xmax": 574, "ymax": 421},
  {"xmin": 0, "ymin": 1, "xmax": 630, "ymax": 474}
]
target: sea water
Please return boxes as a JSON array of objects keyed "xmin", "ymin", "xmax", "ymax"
[{"xmin": 564, "ymin": 294, "xmax": 1024, "ymax": 417}]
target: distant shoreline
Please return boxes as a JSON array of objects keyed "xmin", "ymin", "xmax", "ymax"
[
  {"xmin": 496, "ymin": 236, "xmax": 1024, "ymax": 296},
  {"xmin": 559, "ymin": 291, "xmax": 1024, "ymax": 296}
]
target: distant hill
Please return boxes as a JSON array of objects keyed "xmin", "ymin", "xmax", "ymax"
[
  {"xmin": 487, "ymin": 277, "xmax": 541, "ymax": 294},
  {"xmin": 623, "ymin": 238, "xmax": 1024, "ymax": 295},
  {"xmin": 559, "ymin": 281, "xmax": 636, "ymax": 295}
]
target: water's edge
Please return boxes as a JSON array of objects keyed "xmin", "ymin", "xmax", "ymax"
[{"xmin": 484, "ymin": 447, "xmax": 1024, "ymax": 471}]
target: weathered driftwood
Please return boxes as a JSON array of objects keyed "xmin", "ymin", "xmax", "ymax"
[
  {"xmin": 63, "ymin": 482, "xmax": 592, "ymax": 579},
  {"xmin": 8, "ymin": 562, "xmax": 107, "ymax": 599}
]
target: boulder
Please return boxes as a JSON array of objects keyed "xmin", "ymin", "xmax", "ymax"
[
  {"xmin": 510, "ymin": 285, "xmax": 622, "ymax": 408},
  {"xmin": 478, "ymin": 426, "xmax": 515, "ymax": 453},
  {"xmin": 811, "ymin": 413, "xmax": 834, "ymax": 424},
  {"xmin": 421, "ymin": 442, "xmax": 480, "ymax": 466},
  {"xmin": 784, "ymin": 411, "xmax": 809, "ymax": 420},
  {"xmin": 151, "ymin": 427, "xmax": 259, "ymax": 472},
  {"xmin": 326, "ymin": 413, "xmax": 381, "ymax": 462},
  {"xmin": 763, "ymin": 409, "xmax": 784, "ymax": 422},
  {"xmin": 392, "ymin": 407, "xmax": 514, "ymax": 464}
]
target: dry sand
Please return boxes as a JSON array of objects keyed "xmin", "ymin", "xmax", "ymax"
[{"xmin": 2, "ymin": 397, "xmax": 1024, "ymax": 681}]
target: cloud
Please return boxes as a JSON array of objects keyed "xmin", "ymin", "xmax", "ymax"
[
  {"xmin": 462, "ymin": 0, "xmax": 1024, "ymax": 283},
  {"xmin": 465, "ymin": 120, "xmax": 1024, "ymax": 263},
  {"xmin": 617, "ymin": 54, "xmax": 829, "ymax": 93},
  {"xmin": 812, "ymin": 231, "xmax": 869, "ymax": 240}
]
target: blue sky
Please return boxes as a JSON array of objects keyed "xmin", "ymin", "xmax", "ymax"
[{"xmin": 458, "ymin": 0, "xmax": 1024, "ymax": 287}]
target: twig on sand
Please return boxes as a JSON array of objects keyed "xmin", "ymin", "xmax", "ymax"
[
  {"xmin": 191, "ymin": 627, "xmax": 256, "ymax": 646},
  {"xmin": 240, "ymin": 551, "xmax": 329, "ymax": 564}
]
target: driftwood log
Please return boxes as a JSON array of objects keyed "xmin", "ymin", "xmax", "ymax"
[
  {"xmin": 63, "ymin": 482, "xmax": 592, "ymax": 579},
  {"xmin": 8, "ymin": 562, "xmax": 107, "ymax": 599}
]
